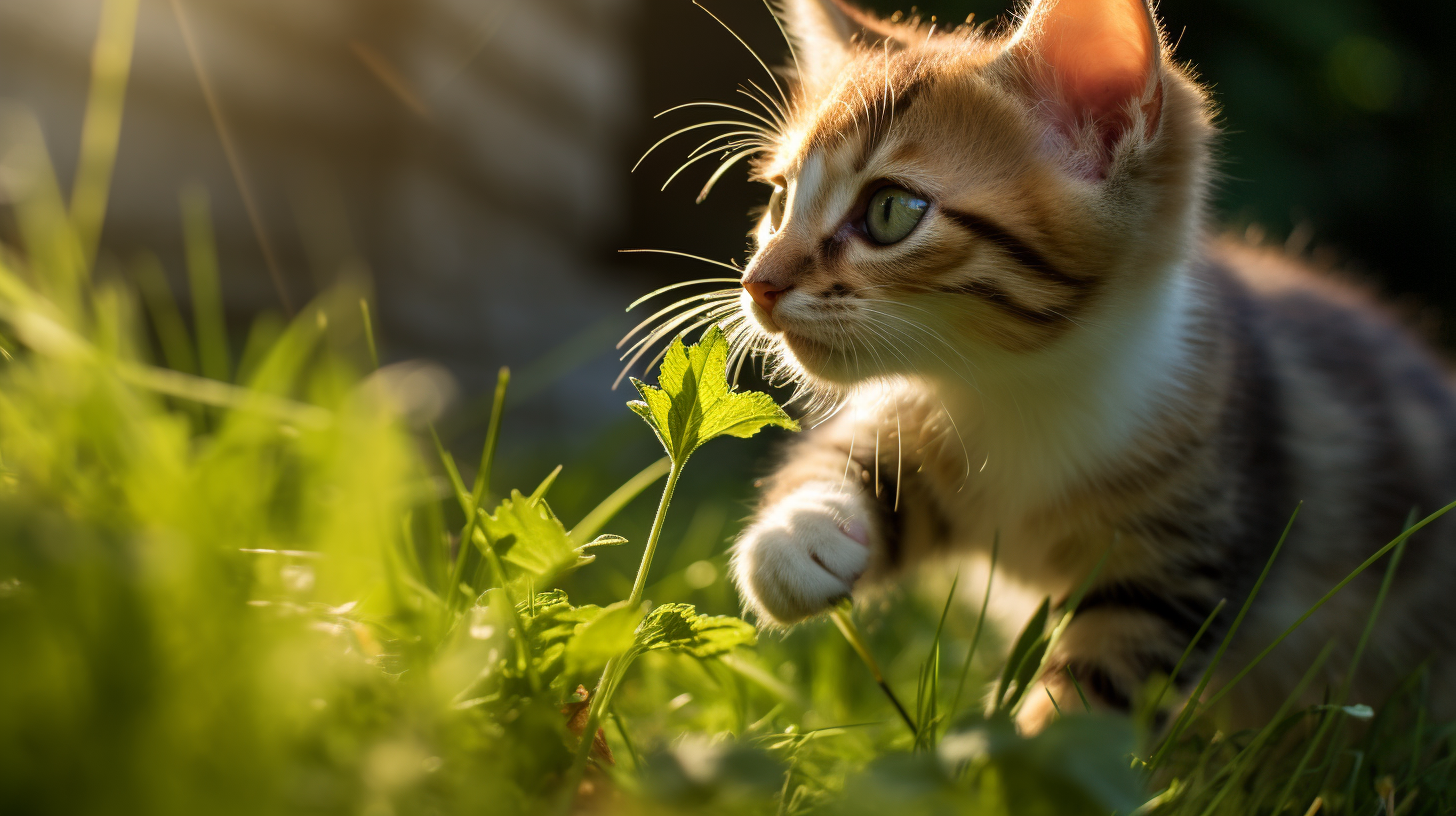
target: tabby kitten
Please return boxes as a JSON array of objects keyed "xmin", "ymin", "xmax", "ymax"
[{"xmin": 725, "ymin": 0, "xmax": 1456, "ymax": 731}]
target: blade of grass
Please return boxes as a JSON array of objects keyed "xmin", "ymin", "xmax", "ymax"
[
  {"xmin": 1198, "ymin": 499, "xmax": 1451, "ymax": 716},
  {"xmin": 527, "ymin": 464, "xmax": 562, "ymax": 505},
  {"xmin": 1150, "ymin": 503, "xmax": 1302, "ymax": 770},
  {"xmin": 609, "ymin": 706, "xmax": 641, "ymax": 771},
  {"xmin": 118, "ymin": 362, "xmax": 329, "ymax": 427},
  {"xmin": 917, "ymin": 571, "xmax": 959, "ymax": 748},
  {"xmin": 430, "ymin": 426, "xmax": 470, "ymax": 514},
  {"xmin": 831, "ymin": 601, "xmax": 917, "ymax": 738},
  {"xmin": 1006, "ymin": 544, "xmax": 1113, "ymax": 716},
  {"xmin": 1067, "ymin": 665, "xmax": 1092, "ymax": 713},
  {"xmin": 169, "ymin": 0, "xmax": 293, "ymax": 314},
  {"xmin": 1196, "ymin": 641, "xmax": 1335, "ymax": 816},
  {"xmin": 949, "ymin": 536, "xmax": 997, "ymax": 720},
  {"xmin": 70, "ymin": 0, "xmax": 140, "ymax": 270},
  {"xmin": 568, "ymin": 456, "xmax": 671, "ymax": 545},
  {"xmin": 1272, "ymin": 522, "xmax": 1413, "ymax": 813},
  {"xmin": 359, "ymin": 298, "xmax": 380, "ymax": 370},
  {"xmin": 1147, "ymin": 598, "xmax": 1227, "ymax": 718},
  {"xmin": 996, "ymin": 597, "xmax": 1049, "ymax": 713},
  {"xmin": 180, "ymin": 186, "xmax": 230, "ymax": 384},
  {"xmin": 446, "ymin": 367, "xmax": 508, "ymax": 607},
  {"xmin": 131, "ymin": 254, "xmax": 198, "ymax": 375}
]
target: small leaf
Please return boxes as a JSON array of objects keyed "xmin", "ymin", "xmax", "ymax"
[
  {"xmin": 631, "ymin": 602, "xmax": 756, "ymax": 659},
  {"xmin": 565, "ymin": 600, "xmax": 645, "ymax": 676},
  {"xmin": 528, "ymin": 464, "xmax": 563, "ymax": 504},
  {"xmin": 996, "ymin": 597, "xmax": 1050, "ymax": 711},
  {"xmin": 482, "ymin": 491, "xmax": 598, "ymax": 583},
  {"xmin": 514, "ymin": 589, "xmax": 603, "ymax": 685},
  {"xmin": 586, "ymin": 534, "xmax": 628, "ymax": 548},
  {"xmin": 628, "ymin": 326, "xmax": 798, "ymax": 463}
]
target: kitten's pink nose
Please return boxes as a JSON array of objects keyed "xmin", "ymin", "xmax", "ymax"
[{"xmin": 744, "ymin": 280, "xmax": 789, "ymax": 314}]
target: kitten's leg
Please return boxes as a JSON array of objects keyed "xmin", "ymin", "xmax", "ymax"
[
  {"xmin": 1016, "ymin": 574, "xmax": 1223, "ymax": 733},
  {"xmin": 732, "ymin": 402, "xmax": 911, "ymax": 625}
]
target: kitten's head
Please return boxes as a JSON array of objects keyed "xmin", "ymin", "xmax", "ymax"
[{"xmin": 734, "ymin": 0, "xmax": 1212, "ymax": 393}]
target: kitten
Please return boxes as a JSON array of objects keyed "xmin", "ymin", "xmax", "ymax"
[{"xmin": 726, "ymin": 0, "xmax": 1456, "ymax": 732}]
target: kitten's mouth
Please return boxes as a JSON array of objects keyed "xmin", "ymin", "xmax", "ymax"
[
  {"xmin": 780, "ymin": 330, "xmax": 829, "ymax": 359},
  {"xmin": 743, "ymin": 293, "xmax": 861, "ymax": 383},
  {"xmin": 780, "ymin": 330, "xmax": 859, "ymax": 383}
]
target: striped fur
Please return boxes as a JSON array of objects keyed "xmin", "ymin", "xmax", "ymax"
[{"xmin": 727, "ymin": 0, "xmax": 1456, "ymax": 732}]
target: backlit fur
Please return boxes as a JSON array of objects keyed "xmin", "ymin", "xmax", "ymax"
[{"xmin": 716, "ymin": 0, "xmax": 1456, "ymax": 732}]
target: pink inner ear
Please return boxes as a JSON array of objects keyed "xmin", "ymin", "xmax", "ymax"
[
  {"xmin": 1039, "ymin": 0, "xmax": 1155, "ymax": 124},
  {"xmin": 1018, "ymin": 0, "xmax": 1162, "ymax": 173}
]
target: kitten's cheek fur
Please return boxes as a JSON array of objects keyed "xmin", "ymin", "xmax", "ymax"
[{"xmin": 731, "ymin": 483, "xmax": 881, "ymax": 625}]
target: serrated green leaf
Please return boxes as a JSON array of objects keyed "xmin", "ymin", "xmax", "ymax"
[
  {"xmin": 628, "ymin": 326, "xmax": 798, "ymax": 463},
  {"xmin": 565, "ymin": 600, "xmax": 645, "ymax": 676},
  {"xmin": 514, "ymin": 589, "xmax": 603, "ymax": 686},
  {"xmin": 482, "ymin": 491, "xmax": 597, "ymax": 584},
  {"xmin": 630, "ymin": 602, "xmax": 756, "ymax": 659}
]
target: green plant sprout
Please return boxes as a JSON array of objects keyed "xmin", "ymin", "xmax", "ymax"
[{"xmin": 557, "ymin": 325, "xmax": 798, "ymax": 811}]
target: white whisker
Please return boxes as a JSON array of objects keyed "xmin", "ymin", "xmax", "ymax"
[
  {"xmin": 618, "ymin": 290, "xmax": 738, "ymax": 349},
  {"xmin": 618, "ymin": 248, "xmax": 742, "ymax": 274},
  {"xmin": 697, "ymin": 146, "xmax": 764, "ymax": 203},
  {"xmin": 691, "ymin": 1, "xmax": 790, "ymax": 119},
  {"xmin": 633, "ymin": 119, "xmax": 768, "ymax": 173},
  {"xmin": 654, "ymin": 100, "xmax": 780, "ymax": 132}
]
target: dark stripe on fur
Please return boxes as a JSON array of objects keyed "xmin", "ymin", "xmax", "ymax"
[
  {"xmin": 1065, "ymin": 661, "xmax": 1132, "ymax": 711},
  {"xmin": 1077, "ymin": 581, "xmax": 1218, "ymax": 639},
  {"xmin": 939, "ymin": 278, "xmax": 1068, "ymax": 326},
  {"xmin": 938, "ymin": 207, "xmax": 1093, "ymax": 293},
  {"xmin": 1205, "ymin": 261, "xmax": 1296, "ymax": 584}
]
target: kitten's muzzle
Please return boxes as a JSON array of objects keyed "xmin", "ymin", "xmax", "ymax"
[{"xmin": 744, "ymin": 279, "xmax": 791, "ymax": 315}]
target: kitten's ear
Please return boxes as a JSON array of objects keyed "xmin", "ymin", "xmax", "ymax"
[
  {"xmin": 1007, "ymin": 0, "xmax": 1164, "ymax": 176},
  {"xmin": 777, "ymin": 0, "xmax": 903, "ymax": 93}
]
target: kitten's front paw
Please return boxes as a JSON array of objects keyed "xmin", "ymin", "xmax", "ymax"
[{"xmin": 731, "ymin": 482, "xmax": 882, "ymax": 625}]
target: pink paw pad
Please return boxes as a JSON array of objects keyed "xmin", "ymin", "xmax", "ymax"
[{"xmin": 836, "ymin": 517, "xmax": 870, "ymax": 548}]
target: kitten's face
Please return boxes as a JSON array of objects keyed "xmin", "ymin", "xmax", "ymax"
[{"xmin": 735, "ymin": 0, "xmax": 1200, "ymax": 390}]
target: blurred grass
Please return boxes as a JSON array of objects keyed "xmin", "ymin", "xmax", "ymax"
[{"xmin": 4, "ymin": 3, "xmax": 1456, "ymax": 815}]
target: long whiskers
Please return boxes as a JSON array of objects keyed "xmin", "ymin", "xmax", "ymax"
[
  {"xmin": 618, "ymin": 248, "xmax": 742, "ymax": 274},
  {"xmin": 691, "ymin": 1, "xmax": 790, "ymax": 118},
  {"xmin": 618, "ymin": 290, "xmax": 738, "ymax": 351},
  {"xmin": 697, "ymin": 145, "xmax": 765, "ymax": 203},
  {"xmin": 653, "ymin": 100, "xmax": 779, "ymax": 132},
  {"xmin": 740, "ymin": 81, "xmax": 789, "ymax": 130},
  {"xmin": 614, "ymin": 249, "xmax": 750, "ymax": 388},
  {"xmin": 614, "ymin": 300, "xmax": 739, "ymax": 389},
  {"xmin": 662, "ymin": 141, "xmax": 763, "ymax": 193}
]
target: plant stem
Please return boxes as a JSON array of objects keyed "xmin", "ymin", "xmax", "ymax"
[
  {"xmin": 628, "ymin": 459, "xmax": 684, "ymax": 606},
  {"xmin": 831, "ymin": 604, "xmax": 917, "ymax": 738},
  {"xmin": 557, "ymin": 458, "xmax": 684, "ymax": 814}
]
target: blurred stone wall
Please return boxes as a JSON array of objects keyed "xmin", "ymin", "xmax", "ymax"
[{"xmin": 0, "ymin": 0, "xmax": 640, "ymax": 414}]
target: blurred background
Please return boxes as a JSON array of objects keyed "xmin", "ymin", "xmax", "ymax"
[{"xmin": 0, "ymin": 0, "xmax": 1452, "ymax": 511}]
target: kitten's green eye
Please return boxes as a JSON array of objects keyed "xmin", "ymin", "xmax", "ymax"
[
  {"xmin": 767, "ymin": 186, "xmax": 787, "ymax": 233},
  {"xmin": 866, "ymin": 186, "xmax": 928, "ymax": 245}
]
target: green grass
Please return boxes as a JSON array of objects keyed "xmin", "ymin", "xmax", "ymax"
[{"xmin": 4, "ymin": 5, "xmax": 1456, "ymax": 815}]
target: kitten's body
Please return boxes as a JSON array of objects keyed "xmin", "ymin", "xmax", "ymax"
[{"xmin": 723, "ymin": 0, "xmax": 1456, "ymax": 729}]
